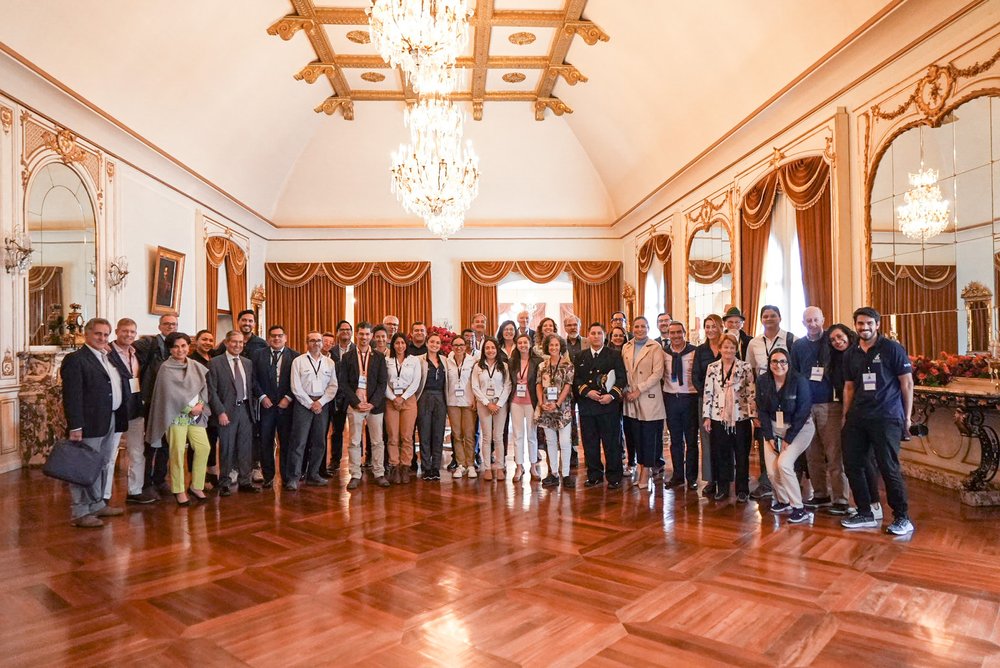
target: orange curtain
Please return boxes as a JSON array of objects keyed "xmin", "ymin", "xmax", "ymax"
[
  {"xmin": 461, "ymin": 262, "xmax": 517, "ymax": 333},
  {"xmin": 28, "ymin": 266, "xmax": 62, "ymax": 345},
  {"xmin": 689, "ymin": 260, "xmax": 731, "ymax": 285},
  {"xmin": 224, "ymin": 244, "xmax": 247, "ymax": 318},
  {"xmin": 353, "ymin": 263, "xmax": 432, "ymax": 332},
  {"xmin": 870, "ymin": 261, "xmax": 957, "ymax": 358},
  {"xmin": 779, "ymin": 157, "xmax": 831, "ymax": 210},
  {"xmin": 571, "ymin": 262, "xmax": 622, "ymax": 330},
  {"xmin": 517, "ymin": 261, "xmax": 567, "ymax": 284},
  {"xmin": 205, "ymin": 236, "xmax": 228, "ymax": 329},
  {"xmin": 794, "ymin": 186, "xmax": 834, "ymax": 318},
  {"xmin": 740, "ymin": 172, "xmax": 778, "ymax": 334},
  {"xmin": 265, "ymin": 263, "xmax": 346, "ymax": 351}
]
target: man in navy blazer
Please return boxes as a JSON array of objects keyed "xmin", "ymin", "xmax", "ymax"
[
  {"xmin": 252, "ymin": 324, "xmax": 297, "ymax": 488},
  {"xmin": 60, "ymin": 318, "xmax": 132, "ymax": 527}
]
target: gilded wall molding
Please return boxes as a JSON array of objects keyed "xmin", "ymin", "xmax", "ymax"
[
  {"xmin": 563, "ymin": 21, "xmax": 609, "ymax": 46},
  {"xmin": 0, "ymin": 106, "xmax": 11, "ymax": 135},
  {"xmin": 267, "ymin": 16, "xmax": 314, "ymax": 41},
  {"xmin": 534, "ymin": 97, "xmax": 572, "ymax": 121},
  {"xmin": 314, "ymin": 96, "xmax": 354, "ymax": 120},
  {"xmin": 549, "ymin": 64, "xmax": 588, "ymax": 85}
]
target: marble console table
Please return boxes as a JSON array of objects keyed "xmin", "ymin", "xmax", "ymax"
[{"xmin": 911, "ymin": 378, "xmax": 1000, "ymax": 505}]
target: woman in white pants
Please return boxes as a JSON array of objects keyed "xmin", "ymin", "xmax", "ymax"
[
  {"xmin": 472, "ymin": 338, "xmax": 511, "ymax": 481},
  {"xmin": 536, "ymin": 334, "xmax": 575, "ymax": 487},
  {"xmin": 507, "ymin": 334, "xmax": 541, "ymax": 481},
  {"xmin": 755, "ymin": 347, "xmax": 815, "ymax": 523}
]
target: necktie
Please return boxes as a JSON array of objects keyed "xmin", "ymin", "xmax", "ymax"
[
  {"xmin": 271, "ymin": 350, "xmax": 280, "ymax": 383},
  {"xmin": 234, "ymin": 358, "xmax": 247, "ymax": 402}
]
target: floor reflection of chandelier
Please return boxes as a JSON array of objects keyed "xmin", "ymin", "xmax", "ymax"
[
  {"xmin": 367, "ymin": 0, "xmax": 472, "ymax": 93},
  {"xmin": 897, "ymin": 167, "xmax": 950, "ymax": 241}
]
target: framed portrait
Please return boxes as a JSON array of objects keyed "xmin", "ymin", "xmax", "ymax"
[{"xmin": 150, "ymin": 246, "xmax": 185, "ymax": 316}]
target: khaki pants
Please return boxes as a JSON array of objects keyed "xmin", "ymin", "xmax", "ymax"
[
  {"xmin": 168, "ymin": 424, "xmax": 210, "ymax": 493},
  {"xmin": 806, "ymin": 402, "xmax": 849, "ymax": 503},
  {"xmin": 763, "ymin": 418, "xmax": 815, "ymax": 508},
  {"xmin": 348, "ymin": 408, "xmax": 384, "ymax": 479},
  {"xmin": 476, "ymin": 403, "xmax": 509, "ymax": 470},
  {"xmin": 447, "ymin": 404, "xmax": 477, "ymax": 468},
  {"xmin": 384, "ymin": 396, "xmax": 418, "ymax": 466}
]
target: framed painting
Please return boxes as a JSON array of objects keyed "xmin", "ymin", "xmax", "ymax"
[{"xmin": 150, "ymin": 246, "xmax": 185, "ymax": 316}]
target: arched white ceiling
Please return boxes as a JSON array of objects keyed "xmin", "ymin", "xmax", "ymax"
[{"xmin": 0, "ymin": 0, "xmax": 897, "ymax": 228}]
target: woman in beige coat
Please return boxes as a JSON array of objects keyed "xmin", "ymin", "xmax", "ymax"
[{"xmin": 621, "ymin": 317, "xmax": 665, "ymax": 489}]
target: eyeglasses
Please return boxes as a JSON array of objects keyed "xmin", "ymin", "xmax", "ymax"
[
  {"xmin": 307, "ymin": 339, "xmax": 322, "ymax": 344},
  {"xmin": 770, "ymin": 360, "xmax": 788, "ymax": 366}
]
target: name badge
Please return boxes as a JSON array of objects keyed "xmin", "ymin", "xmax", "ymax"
[
  {"xmin": 358, "ymin": 375, "xmax": 367, "ymax": 390},
  {"xmin": 775, "ymin": 410, "xmax": 785, "ymax": 430},
  {"xmin": 454, "ymin": 387, "xmax": 465, "ymax": 398},
  {"xmin": 516, "ymin": 383, "xmax": 527, "ymax": 398},
  {"xmin": 129, "ymin": 377, "xmax": 140, "ymax": 394},
  {"xmin": 486, "ymin": 387, "xmax": 496, "ymax": 397},
  {"xmin": 810, "ymin": 366, "xmax": 824, "ymax": 382},
  {"xmin": 311, "ymin": 379, "xmax": 325, "ymax": 396},
  {"xmin": 394, "ymin": 379, "xmax": 405, "ymax": 396},
  {"xmin": 546, "ymin": 386, "xmax": 558, "ymax": 401},
  {"xmin": 863, "ymin": 372, "xmax": 877, "ymax": 391}
]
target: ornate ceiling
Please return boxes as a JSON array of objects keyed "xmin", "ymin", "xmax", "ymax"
[{"xmin": 268, "ymin": 0, "xmax": 608, "ymax": 121}]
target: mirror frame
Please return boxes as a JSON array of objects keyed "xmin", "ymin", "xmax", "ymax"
[{"xmin": 685, "ymin": 194, "xmax": 735, "ymax": 326}]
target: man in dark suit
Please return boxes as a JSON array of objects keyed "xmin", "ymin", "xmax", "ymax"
[
  {"xmin": 132, "ymin": 313, "xmax": 178, "ymax": 495},
  {"xmin": 61, "ymin": 318, "xmax": 132, "ymax": 527},
  {"xmin": 326, "ymin": 320, "xmax": 355, "ymax": 476},
  {"xmin": 208, "ymin": 330, "xmax": 258, "ymax": 496},
  {"xmin": 723, "ymin": 306, "xmax": 753, "ymax": 361},
  {"xmin": 611, "ymin": 311, "xmax": 633, "ymax": 342},
  {"xmin": 252, "ymin": 324, "xmax": 297, "ymax": 488},
  {"xmin": 574, "ymin": 322, "xmax": 627, "ymax": 489},
  {"xmin": 338, "ymin": 322, "xmax": 389, "ymax": 490}
]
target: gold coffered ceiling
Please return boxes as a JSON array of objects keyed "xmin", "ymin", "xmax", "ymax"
[{"xmin": 267, "ymin": 0, "xmax": 608, "ymax": 121}]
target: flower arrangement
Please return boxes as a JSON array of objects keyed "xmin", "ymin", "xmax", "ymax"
[
  {"xmin": 424, "ymin": 325, "xmax": 462, "ymax": 355},
  {"xmin": 939, "ymin": 352, "xmax": 992, "ymax": 379},
  {"xmin": 910, "ymin": 355, "xmax": 951, "ymax": 387}
]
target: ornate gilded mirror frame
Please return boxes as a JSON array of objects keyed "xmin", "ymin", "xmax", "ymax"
[
  {"xmin": 962, "ymin": 281, "xmax": 993, "ymax": 354},
  {"xmin": 684, "ymin": 191, "xmax": 734, "ymax": 299}
]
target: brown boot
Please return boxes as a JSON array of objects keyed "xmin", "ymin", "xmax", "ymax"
[{"xmin": 400, "ymin": 466, "xmax": 411, "ymax": 484}]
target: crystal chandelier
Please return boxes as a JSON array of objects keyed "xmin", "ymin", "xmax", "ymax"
[
  {"xmin": 367, "ymin": 0, "xmax": 472, "ymax": 93},
  {"xmin": 897, "ymin": 167, "xmax": 950, "ymax": 241},
  {"xmin": 424, "ymin": 212, "xmax": 465, "ymax": 240}
]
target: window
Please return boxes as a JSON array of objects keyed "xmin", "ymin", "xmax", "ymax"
[
  {"xmin": 760, "ymin": 192, "xmax": 806, "ymax": 337},
  {"xmin": 643, "ymin": 260, "xmax": 665, "ymax": 322},
  {"xmin": 497, "ymin": 272, "xmax": 573, "ymax": 335}
]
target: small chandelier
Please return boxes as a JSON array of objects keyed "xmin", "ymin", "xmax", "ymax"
[
  {"xmin": 367, "ymin": 0, "xmax": 472, "ymax": 93},
  {"xmin": 3, "ymin": 230, "xmax": 34, "ymax": 274},
  {"xmin": 897, "ymin": 167, "xmax": 950, "ymax": 241}
]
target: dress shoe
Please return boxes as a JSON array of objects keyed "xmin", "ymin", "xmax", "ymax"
[
  {"xmin": 607, "ymin": 480, "xmax": 622, "ymax": 490},
  {"xmin": 238, "ymin": 484, "xmax": 262, "ymax": 494},
  {"xmin": 584, "ymin": 478, "xmax": 603, "ymax": 487},
  {"xmin": 155, "ymin": 482, "xmax": 172, "ymax": 496},
  {"xmin": 664, "ymin": 478, "xmax": 684, "ymax": 489},
  {"xmin": 714, "ymin": 485, "xmax": 730, "ymax": 501},
  {"xmin": 702, "ymin": 482, "xmax": 717, "ymax": 496},
  {"xmin": 542, "ymin": 474, "xmax": 559, "ymax": 487},
  {"xmin": 401, "ymin": 467, "xmax": 411, "ymax": 484},
  {"xmin": 95, "ymin": 506, "xmax": 124, "ymax": 517},
  {"xmin": 562, "ymin": 475, "xmax": 576, "ymax": 489},
  {"xmin": 188, "ymin": 487, "xmax": 207, "ymax": 501},
  {"xmin": 219, "ymin": 486, "xmax": 232, "ymax": 497},
  {"xmin": 325, "ymin": 467, "xmax": 339, "ymax": 477},
  {"xmin": 346, "ymin": 477, "xmax": 361, "ymax": 490},
  {"xmin": 126, "ymin": 492, "xmax": 157, "ymax": 505},
  {"xmin": 71, "ymin": 515, "xmax": 103, "ymax": 528},
  {"xmin": 261, "ymin": 479, "xmax": 274, "ymax": 489},
  {"xmin": 284, "ymin": 481, "xmax": 299, "ymax": 491},
  {"xmin": 375, "ymin": 476, "xmax": 390, "ymax": 488},
  {"xmin": 688, "ymin": 481, "xmax": 699, "ymax": 490},
  {"xmin": 174, "ymin": 494, "xmax": 190, "ymax": 507},
  {"xmin": 306, "ymin": 476, "xmax": 328, "ymax": 487}
]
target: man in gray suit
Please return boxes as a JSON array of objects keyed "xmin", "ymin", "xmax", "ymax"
[{"xmin": 207, "ymin": 330, "xmax": 258, "ymax": 496}]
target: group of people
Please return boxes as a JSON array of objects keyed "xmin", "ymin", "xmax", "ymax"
[{"xmin": 58, "ymin": 302, "xmax": 915, "ymax": 537}]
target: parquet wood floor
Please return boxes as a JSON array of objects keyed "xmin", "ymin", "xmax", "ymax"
[{"xmin": 2, "ymin": 452, "xmax": 1000, "ymax": 667}]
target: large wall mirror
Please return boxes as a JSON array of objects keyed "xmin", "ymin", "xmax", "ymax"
[
  {"xmin": 25, "ymin": 162, "xmax": 97, "ymax": 345},
  {"xmin": 869, "ymin": 94, "xmax": 1000, "ymax": 357},
  {"xmin": 687, "ymin": 220, "xmax": 733, "ymax": 332}
]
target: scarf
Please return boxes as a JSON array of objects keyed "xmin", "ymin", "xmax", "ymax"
[
  {"xmin": 145, "ymin": 357, "xmax": 211, "ymax": 445},
  {"xmin": 667, "ymin": 343, "xmax": 696, "ymax": 383}
]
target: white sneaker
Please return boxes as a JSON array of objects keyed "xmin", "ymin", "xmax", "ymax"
[
  {"xmin": 467, "ymin": 467, "xmax": 478, "ymax": 479},
  {"xmin": 252, "ymin": 467, "xmax": 264, "ymax": 483},
  {"xmin": 872, "ymin": 502, "xmax": 884, "ymax": 521},
  {"xmin": 452, "ymin": 465, "xmax": 466, "ymax": 479}
]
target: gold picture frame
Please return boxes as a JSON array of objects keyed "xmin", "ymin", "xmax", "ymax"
[{"xmin": 150, "ymin": 246, "xmax": 185, "ymax": 316}]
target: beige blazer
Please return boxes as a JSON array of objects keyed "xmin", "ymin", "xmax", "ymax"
[{"xmin": 621, "ymin": 339, "xmax": 665, "ymax": 421}]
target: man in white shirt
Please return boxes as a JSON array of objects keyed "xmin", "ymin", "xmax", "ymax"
[
  {"xmin": 109, "ymin": 318, "xmax": 156, "ymax": 505},
  {"xmin": 470, "ymin": 313, "xmax": 488, "ymax": 356},
  {"xmin": 288, "ymin": 331, "xmax": 339, "ymax": 490}
]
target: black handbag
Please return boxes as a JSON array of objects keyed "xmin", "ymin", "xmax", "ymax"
[{"xmin": 43, "ymin": 439, "xmax": 103, "ymax": 487}]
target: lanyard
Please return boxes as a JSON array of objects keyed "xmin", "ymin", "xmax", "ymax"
[
  {"xmin": 722, "ymin": 362, "xmax": 735, "ymax": 387},
  {"xmin": 308, "ymin": 354, "xmax": 323, "ymax": 377},
  {"xmin": 358, "ymin": 349, "xmax": 370, "ymax": 376},
  {"xmin": 518, "ymin": 361, "xmax": 528, "ymax": 383},
  {"xmin": 394, "ymin": 358, "xmax": 402, "ymax": 377},
  {"xmin": 764, "ymin": 334, "xmax": 780, "ymax": 357},
  {"xmin": 486, "ymin": 363, "xmax": 497, "ymax": 382}
]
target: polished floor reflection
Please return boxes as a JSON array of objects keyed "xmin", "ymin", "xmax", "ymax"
[{"xmin": 1, "ymin": 457, "xmax": 1000, "ymax": 666}]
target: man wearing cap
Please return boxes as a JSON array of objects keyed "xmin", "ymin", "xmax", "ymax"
[{"xmin": 722, "ymin": 307, "xmax": 753, "ymax": 361}]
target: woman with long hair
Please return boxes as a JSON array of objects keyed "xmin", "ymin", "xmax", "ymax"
[
  {"xmin": 144, "ymin": 332, "xmax": 211, "ymax": 506},
  {"xmin": 692, "ymin": 314, "xmax": 723, "ymax": 495},
  {"xmin": 472, "ymin": 338, "xmax": 511, "ymax": 481},
  {"xmin": 496, "ymin": 320, "xmax": 517, "ymax": 362},
  {"xmin": 536, "ymin": 334, "xmax": 575, "ymax": 487},
  {"xmin": 533, "ymin": 317, "xmax": 558, "ymax": 356},
  {"xmin": 445, "ymin": 335, "xmax": 477, "ymax": 478},
  {"xmin": 702, "ymin": 333, "xmax": 756, "ymax": 502},
  {"xmin": 384, "ymin": 333, "xmax": 420, "ymax": 484},
  {"xmin": 755, "ymin": 347, "xmax": 815, "ymax": 523},
  {"xmin": 416, "ymin": 333, "xmax": 448, "ymax": 481},
  {"xmin": 508, "ymin": 333, "xmax": 542, "ymax": 481}
]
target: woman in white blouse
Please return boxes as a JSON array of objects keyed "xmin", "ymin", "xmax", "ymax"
[
  {"xmin": 384, "ymin": 333, "xmax": 421, "ymax": 484},
  {"xmin": 472, "ymin": 337, "xmax": 512, "ymax": 481},
  {"xmin": 445, "ymin": 336, "xmax": 477, "ymax": 478}
]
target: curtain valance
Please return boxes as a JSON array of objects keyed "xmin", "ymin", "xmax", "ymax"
[
  {"xmin": 871, "ymin": 262, "xmax": 956, "ymax": 290},
  {"xmin": 265, "ymin": 262, "xmax": 430, "ymax": 289},
  {"xmin": 637, "ymin": 235, "xmax": 672, "ymax": 273},
  {"xmin": 205, "ymin": 236, "xmax": 247, "ymax": 273},
  {"xmin": 688, "ymin": 260, "xmax": 731, "ymax": 285},
  {"xmin": 461, "ymin": 260, "xmax": 621, "ymax": 288}
]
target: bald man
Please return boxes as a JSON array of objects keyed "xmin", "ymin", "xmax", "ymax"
[{"xmin": 790, "ymin": 306, "xmax": 850, "ymax": 514}]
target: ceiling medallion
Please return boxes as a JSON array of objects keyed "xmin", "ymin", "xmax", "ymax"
[
  {"xmin": 502, "ymin": 72, "xmax": 526, "ymax": 83},
  {"xmin": 508, "ymin": 31, "xmax": 536, "ymax": 45},
  {"xmin": 361, "ymin": 71, "xmax": 386, "ymax": 82},
  {"xmin": 346, "ymin": 30, "xmax": 371, "ymax": 44}
]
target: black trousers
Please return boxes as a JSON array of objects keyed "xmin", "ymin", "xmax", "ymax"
[
  {"xmin": 327, "ymin": 403, "xmax": 348, "ymax": 471},
  {"xmin": 666, "ymin": 393, "xmax": 699, "ymax": 483},
  {"xmin": 709, "ymin": 419, "xmax": 752, "ymax": 493},
  {"xmin": 842, "ymin": 416, "xmax": 909, "ymax": 518},
  {"xmin": 580, "ymin": 411, "xmax": 623, "ymax": 483},
  {"xmin": 621, "ymin": 411, "xmax": 636, "ymax": 467},
  {"xmin": 417, "ymin": 392, "xmax": 447, "ymax": 472},
  {"xmin": 259, "ymin": 403, "xmax": 292, "ymax": 483},
  {"xmin": 144, "ymin": 436, "xmax": 169, "ymax": 488},
  {"xmin": 290, "ymin": 402, "xmax": 329, "ymax": 480},
  {"xmin": 623, "ymin": 416, "xmax": 663, "ymax": 467}
]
